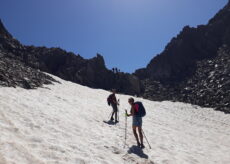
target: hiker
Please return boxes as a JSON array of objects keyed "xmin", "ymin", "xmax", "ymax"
[
  {"xmin": 126, "ymin": 97, "xmax": 145, "ymax": 148},
  {"xmin": 107, "ymin": 89, "xmax": 119, "ymax": 123}
]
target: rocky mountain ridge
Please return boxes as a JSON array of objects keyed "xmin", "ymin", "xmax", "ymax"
[
  {"xmin": 0, "ymin": 19, "xmax": 141, "ymax": 94},
  {"xmin": 135, "ymin": 1, "xmax": 230, "ymax": 81},
  {"xmin": 135, "ymin": 1, "xmax": 230, "ymax": 113}
]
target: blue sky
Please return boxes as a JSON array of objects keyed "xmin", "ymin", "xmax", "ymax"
[{"xmin": 0, "ymin": 0, "xmax": 228, "ymax": 73}]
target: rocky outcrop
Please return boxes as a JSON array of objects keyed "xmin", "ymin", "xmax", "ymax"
[
  {"xmin": 136, "ymin": 1, "xmax": 230, "ymax": 113},
  {"xmin": 135, "ymin": 1, "xmax": 230, "ymax": 81},
  {"xmin": 143, "ymin": 45, "xmax": 230, "ymax": 113},
  {"xmin": 0, "ymin": 19, "xmax": 141, "ymax": 95},
  {"xmin": 0, "ymin": 20, "xmax": 57, "ymax": 89},
  {"xmin": 0, "ymin": 49, "xmax": 56, "ymax": 89},
  {"xmin": 18, "ymin": 45, "xmax": 141, "ymax": 95},
  {"xmin": 0, "ymin": 19, "xmax": 12, "ymax": 39}
]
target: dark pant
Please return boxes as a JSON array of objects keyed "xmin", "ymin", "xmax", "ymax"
[{"xmin": 111, "ymin": 103, "xmax": 118, "ymax": 121}]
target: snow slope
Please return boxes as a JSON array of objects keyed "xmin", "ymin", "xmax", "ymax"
[{"xmin": 0, "ymin": 74, "xmax": 230, "ymax": 164}]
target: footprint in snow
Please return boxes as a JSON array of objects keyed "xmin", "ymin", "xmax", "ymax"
[{"xmin": 104, "ymin": 145, "xmax": 122, "ymax": 154}]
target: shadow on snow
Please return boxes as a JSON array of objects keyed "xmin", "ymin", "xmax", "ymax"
[
  {"xmin": 103, "ymin": 120, "xmax": 117, "ymax": 125},
  {"xmin": 127, "ymin": 145, "xmax": 148, "ymax": 159}
]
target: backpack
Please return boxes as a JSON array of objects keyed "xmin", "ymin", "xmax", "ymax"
[
  {"xmin": 107, "ymin": 94, "xmax": 113, "ymax": 106},
  {"xmin": 134, "ymin": 101, "xmax": 146, "ymax": 117}
]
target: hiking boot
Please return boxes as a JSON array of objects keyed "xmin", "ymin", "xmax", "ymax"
[
  {"xmin": 115, "ymin": 120, "xmax": 119, "ymax": 123},
  {"xmin": 140, "ymin": 144, "xmax": 145, "ymax": 149},
  {"xmin": 110, "ymin": 117, "xmax": 114, "ymax": 121},
  {"xmin": 137, "ymin": 142, "xmax": 141, "ymax": 147}
]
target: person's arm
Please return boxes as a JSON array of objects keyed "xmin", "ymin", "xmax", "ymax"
[{"xmin": 126, "ymin": 107, "xmax": 134, "ymax": 117}]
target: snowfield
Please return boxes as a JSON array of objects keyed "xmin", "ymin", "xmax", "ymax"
[{"xmin": 0, "ymin": 74, "xmax": 230, "ymax": 164}]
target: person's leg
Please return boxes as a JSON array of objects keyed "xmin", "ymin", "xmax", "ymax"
[
  {"xmin": 115, "ymin": 112, "xmax": 118, "ymax": 122},
  {"xmin": 110, "ymin": 104, "xmax": 116, "ymax": 121},
  {"xmin": 132, "ymin": 126, "xmax": 140, "ymax": 146},
  {"xmin": 110, "ymin": 112, "xmax": 114, "ymax": 120},
  {"xmin": 138, "ymin": 126, "xmax": 144, "ymax": 146},
  {"xmin": 114, "ymin": 105, "xmax": 118, "ymax": 122}
]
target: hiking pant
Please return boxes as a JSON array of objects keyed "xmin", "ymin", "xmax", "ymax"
[{"xmin": 111, "ymin": 103, "xmax": 118, "ymax": 120}]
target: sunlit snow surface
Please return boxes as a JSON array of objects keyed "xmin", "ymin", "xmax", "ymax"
[{"xmin": 0, "ymin": 74, "xmax": 229, "ymax": 164}]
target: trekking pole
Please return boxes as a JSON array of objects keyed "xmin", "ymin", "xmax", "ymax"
[
  {"xmin": 117, "ymin": 108, "xmax": 119, "ymax": 121},
  {"xmin": 142, "ymin": 129, "xmax": 152, "ymax": 149},
  {"xmin": 124, "ymin": 110, "xmax": 127, "ymax": 148},
  {"xmin": 117, "ymin": 99, "xmax": 120, "ymax": 121}
]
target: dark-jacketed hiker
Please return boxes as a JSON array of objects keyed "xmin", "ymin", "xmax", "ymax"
[
  {"xmin": 126, "ymin": 97, "xmax": 145, "ymax": 148},
  {"xmin": 107, "ymin": 89, "xmax": 119, "ymax": 123}
]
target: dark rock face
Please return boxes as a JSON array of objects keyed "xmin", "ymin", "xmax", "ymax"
[
  {"xmin": 0, "ymin": 49, "xmax": 57, "ymax": 89},
  {"xmin": 135, "ymin": 2, "xmax": 230, "ymax": 81},
  {"xmin": 135, "ymin": 1, "xmax": 230, "ymax": 113},
  {"xmin": 0, "ymin": 19, "xmax": 141, "ymax": 95},
  {"xmin": 182, "ymin": 46, "xmax": 230, "ymax": 113},
  {"xmin": 143, "ymin": 46, "xmax": 230, "ymax": 113},
  {"xmin": 0, "ymin": 19, "xmax": 12, "ymax": 39},
  {"xmin": 20, "ymin": 46, "xmax": 141, "ymax": 95},
  {"xmin": 0, "ymin": 20, "xmax": 57, "ymax": 89}
]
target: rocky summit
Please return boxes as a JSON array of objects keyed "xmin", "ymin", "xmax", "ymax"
[{"xmin": 135, "ymin": 1, "xmax": 230, "ymax": 113}]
